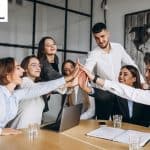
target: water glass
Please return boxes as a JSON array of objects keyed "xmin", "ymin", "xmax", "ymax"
[
  {"xmin": 129, "ymin": 135, "xmax": 141, "ymax": 150},
  {"xmin": 27, "ymin": 123, "xmax": 39, "ymax": 140},
  {"xmin": 113, "ymin": 115, "xmax": 122, "ymax": 128}
]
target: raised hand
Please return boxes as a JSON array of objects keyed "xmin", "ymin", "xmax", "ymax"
[
  {"xmin": 78, "ymin": 71, "xmax": 92, "ymax": 93},
  {"xmin": 78, "ymin": 64, "xmax": 95, "ymax": 81},
  {"xmin": 66, "ymin": 76, "xmax": 79, "ymax": 88}
]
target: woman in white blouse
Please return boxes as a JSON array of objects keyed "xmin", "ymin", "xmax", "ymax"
[
  {"xmin": 9, "ymin": 56, "xmax": 45, "ymax": 129},
  {"xmin": 0, "ymin": 57, "xmax": 78, "ymax": 135}
]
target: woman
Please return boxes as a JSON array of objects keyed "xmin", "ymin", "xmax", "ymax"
[
  {"xmin": 62, "ymin": 60, "xmax": 95, "ymax": 119},
  {"xmin": 37, "ymin": 36, "xmax": 61, "ymax": 81},
  {"xmin": 9, "ymin": 55, "xmax": 44, "ymax": 129},
  {"xmin": 37, "ymin": 36, "xmax": 62, "ymax": 112},
  {"xmin": 79, "ymin": 64, "xmax": 150, "ymax": 106},
  {"xmin": 114, "ymin": 65, "xmax": 145, "ymax": 125},
  {"xmin": 0, "ymin": 57, "xmax": 78, "ymax": 135},
  {"xmin": 80, "ymin": 65, "xmax": 147, "ymax": 126}
]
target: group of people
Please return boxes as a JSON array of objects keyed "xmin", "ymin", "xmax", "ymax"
[{"xmin": 0, "ymin": 22, "xmax": 149, "ymax": 136}]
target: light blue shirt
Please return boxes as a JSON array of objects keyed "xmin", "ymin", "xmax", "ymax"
[
  {"xmin": 128, "ymin": 100, "xmax": 133, "ymax": 118},
  {"xmin": 0, "ymin": 77, "xmax": 65, "ymax": 128}
]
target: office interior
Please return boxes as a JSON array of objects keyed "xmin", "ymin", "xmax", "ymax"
[{"xmin": 0, "ymin": 0, "xmax": 150, "ymax": 122}]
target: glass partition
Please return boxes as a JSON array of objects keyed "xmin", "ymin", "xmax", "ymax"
[
  {"xmin": 67, "ymin": 12, "xmax": 90, "ymax": 52},
  {"xmin": 0, "ymin": 1, "xmax": 33, "ymax": 46},
  {"xmin": 66, "ymin": 53, "xmax": 87, "ymax": 64},
  {"xmin": 40, "ymin": 0, "xmax": 65, "ymax": 7},
  {"xmin": 68, "ymin": 0, "xmax": 91, "ymax": 14},
  {"xmin": 0, "ymin": 46, "xmax": 31, "ymax": 63},
  {"xmin": 36, "ymin": 4, "xmax": 65, "ymax": 49}
]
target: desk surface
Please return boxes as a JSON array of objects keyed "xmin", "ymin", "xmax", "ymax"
[
  {"xmin": 0, "ymin": 120, "xmax": 149, "ymax": 150},
  {"xmin": 63, "ymin": 120, "xmax": 150, "ymax": 150}
]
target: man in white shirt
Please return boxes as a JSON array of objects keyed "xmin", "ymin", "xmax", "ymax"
[{"xmin": 85, "ymin": 22, "xmax": 144, "ymax": 119}]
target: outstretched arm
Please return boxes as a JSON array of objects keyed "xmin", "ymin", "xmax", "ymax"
[{"xmin": 80, "ymin": 65, "xmax": 150, "ymax": 106}]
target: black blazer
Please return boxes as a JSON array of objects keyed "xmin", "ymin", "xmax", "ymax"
[
  {"xmin": 91, "ymin": 87, "xmax": 149, "ymax": 126},
  {"xmin": 40, "ymin": 55, "xmax": 62, "ymax": 112},
  {"xmin": 114, "ymin": 96, "xmax": 147, "ymax": 126}
]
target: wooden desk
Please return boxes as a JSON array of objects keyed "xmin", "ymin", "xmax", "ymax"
[
  {"xmin": 63, "ymin": 120, "xmax": 150, "ymax": 150},
  {"xmin": 0, "ymin": 120, "xmax": 149, "ymax": 150},
  {"xmin": 0, "ymin": 129, "xmax": 99, "ymax": 150}
]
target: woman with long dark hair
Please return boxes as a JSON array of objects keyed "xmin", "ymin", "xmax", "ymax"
[
  {"xmin": 79, "ymin": 65, "xmax": 148, "ymax": 126},
  {"xmin": 37, "ymin": 36, "xmax": 62, "ymax": 112}
]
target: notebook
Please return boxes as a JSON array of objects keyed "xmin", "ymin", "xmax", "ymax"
[
  {"xmin": 41, "ymin": 103, "xmax": 82, "ymax": 132},
  {"xmin": 87, "ymin": 126, "xmax": 150, "ymax": 147}
]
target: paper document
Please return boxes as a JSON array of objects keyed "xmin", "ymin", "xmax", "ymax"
[{"xmin": 86, "ymin": 127, "xmax": 150, "ymax": 146}]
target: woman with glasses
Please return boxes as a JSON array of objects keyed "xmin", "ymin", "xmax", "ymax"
[{"xmin": 9, "ymin": 55, "xmax": 45, "ymax": 129}]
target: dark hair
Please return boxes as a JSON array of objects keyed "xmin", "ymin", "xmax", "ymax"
[
  {"xmin": 121, "ymin": 65, "xmax": 141, "ymax": 89},
  {"xmin": 61, "ymin": 60, "xmax": 75, "ymax": 76},
  {"xmin": 92, "ymin": 22, "xmax": 107, "ymax": 33},
  {"xmin": 0, "ymin": 57, "xmax": 15, "ymax": 85},
  {"xmin": 144, "ymin": 52, "xmax": 150, "ymax": 65},
  {"xmin": 21, "ymin": 55, "xmax": 38, "ymax": 77},
  {"xmin": 37, "ymin": 36, "xmax": 59, "ymax": 65},
  {"xmin": 37, "ymin": 36, "xmax": 56, "ymax": 59}
]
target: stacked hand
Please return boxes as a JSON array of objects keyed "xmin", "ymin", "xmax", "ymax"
[
  {"xmin": 64, "ymin": 59, "xmax": 98, "ymax": 93},
  {"xmin": 77, "ymin": 62, "xmax": 94, "ymax": 93}
]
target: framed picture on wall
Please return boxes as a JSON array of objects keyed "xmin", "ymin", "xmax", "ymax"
[{"xmin": 124, "ymin": 9, "xmax": 150, "ymax": 74}]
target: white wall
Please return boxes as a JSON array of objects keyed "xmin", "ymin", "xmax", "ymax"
[{"xmin": 93, "ymin": 0, "xmax": 150, "ymax": 45}]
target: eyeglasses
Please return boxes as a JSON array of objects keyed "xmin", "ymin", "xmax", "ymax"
[{"xmin": 29, "ymin": 63, "xmax": 42, "ymax": 68}]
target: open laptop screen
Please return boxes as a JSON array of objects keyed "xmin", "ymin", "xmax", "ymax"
[{"xmin": 41, "ymin": 103, "xmax": 82, "ymax": 132}]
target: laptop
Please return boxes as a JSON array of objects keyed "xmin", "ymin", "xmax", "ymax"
[{"xmin": 41, "ymin": 103, "xmax": 82, "ymax": 132}]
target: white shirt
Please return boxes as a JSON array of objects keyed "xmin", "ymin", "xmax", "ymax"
[
  {"xmin": 10, "ymin": 77, "xmax": 45, "ymax": 129},
  {"xmin": 85, "ymin": 42, "xmax": 144, "ymax": 82},
  {"xmin": 103, "ymin": 80, "xmax": 150, "ymax": 106},
  {"xmin": 0, "ymin": 77, "xmax": 65, "ymax": 128},
  {"xmin": 66, "ymin": 86, "xmax": 95, "ymax": 119}
]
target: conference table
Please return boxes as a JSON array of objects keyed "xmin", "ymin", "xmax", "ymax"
[{"xmin": 0, "ymin": 120, "xmax": 149, "ymax": 150}]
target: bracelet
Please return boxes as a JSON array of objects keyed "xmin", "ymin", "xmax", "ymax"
[{"xmin": 93, "ymin": 75, "xmax": 99, "ymax": 83}]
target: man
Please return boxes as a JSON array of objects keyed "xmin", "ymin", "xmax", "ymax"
[{"xmin": 85, "ymin": 22, "xmax": 144, "ymax": 119}]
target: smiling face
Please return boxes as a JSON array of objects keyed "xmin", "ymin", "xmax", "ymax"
[
  {"xmin": 63, "ymin": 62, "xmax": 75, "ymax": 76},
  {"xmin": 44, "ymin": 38, "xmax": 57, "ymax": 55},
  {"xmin": 7, "ymin": 61, "xmax": 24, "ymax": 86},
  {"xmin": 118, "ymin": 67, "xmax": 136, "ymax": 87},
  {"xmin": 25, "ymin": 58, "xmax": 41, "ymax": 81},
  {"xmin": 93, "ymin": 29, "xmax": 110, "ymax": 49}
]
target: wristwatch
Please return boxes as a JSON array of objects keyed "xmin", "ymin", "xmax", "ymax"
[{"xmin": 93, "ymin": 75, "xmax": 99, "ymax": 83}]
